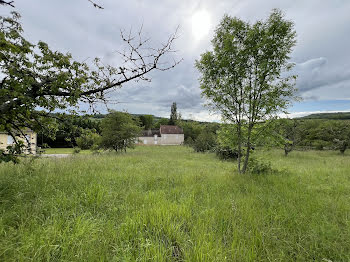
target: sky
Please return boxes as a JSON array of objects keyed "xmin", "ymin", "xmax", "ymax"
[{"xmin": 1, "ymin": 0, "xmax": 350, "ymax": 121}]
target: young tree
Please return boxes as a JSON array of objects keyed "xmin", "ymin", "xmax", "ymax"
[
  {"xmin": 275, "ymin": 119, "xmax": 300, "ymax": 156},
  {"xmin": 0, "ymin": 12, "xmax": 179, "ymax": 158},
  {"xmin": 196, "ymin": 9, "xmax": 297, "ymax": 173},
  {"xmin": 169, "ymin": 102, "xmax": 178, "ymax": 125},
  {"xmin": 99, "ymin": 111, "xmax": 141, "ymax": 152}
]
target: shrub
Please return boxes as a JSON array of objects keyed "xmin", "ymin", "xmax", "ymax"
[
  {"xmin": 184, "ymin": 137, "xmax": 194, "ymax": 146},
  {"xmin": 193, "ymin": 131, "xmax": 216, "ymax": 152},
  {"xmin": 76, "ymin": 129, "xmax": 100, "ymax": 150},
  {"xmin": 73, "ymin": 147, "xmax": 81, "ymax": 154},
  {"xmin": 215, "ymin": 146, "xmax": 238, "ymax": 160},
  {"xmin": 247, "ymin": 157, "xmax": 274, "ymax": 174}
]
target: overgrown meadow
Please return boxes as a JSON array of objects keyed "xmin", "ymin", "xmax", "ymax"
[{"xmin": 0, "ymin": 146, "xmax": 349, "ymax": 261}]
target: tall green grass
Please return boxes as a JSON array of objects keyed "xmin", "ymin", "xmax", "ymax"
[{"xmin": 0, "ymin": 146, "xmax": 349, "ymax": 261}]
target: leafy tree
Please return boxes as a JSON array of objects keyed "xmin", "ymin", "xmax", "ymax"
[
  {"xmin": 274, "ymin": 119, "xmax": 300, "ymax": 156},
  {"xmin": 139, "ymin": 115, "xmax": 154, "ymax": 130},
  {"xmin": 37, "ymin": 114, "xmax": 101, "ymax": 148},
  {"xmin": 169, "ymin": 102, "xmax": 178, "ymax": 125},
  {"xmin": 196, "ymin": 9, "xmax": 297, "ymax": 173},
  {"xmin": 154, "ymin": 118, "xmax": 169, "ymax": 129},
  {"xmin": 192, "ymin": 130, "xmax": 216, "ymax": 153},
  {"xmin": 178, "ymin": 120, "xmax": 203, "ymax": 142},
  {"xmin": 99, "ymin": 111, "xmax": 141, "ymax": 152},
  {"xmin": 75, "ymin": 129, "xmax": 100, "ymax": 150},
  {"xmin": 0, "ymin": 12, "xmax": 179, "ymax": 159},
  {"xmin": 321, "ymin": 121, "xmax": 350, "ymax": 154}
]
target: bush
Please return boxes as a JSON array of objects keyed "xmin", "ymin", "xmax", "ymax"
[
  {"xmin": 73, "ymin": 147, "xmax": 81, "ymax": 154},
  {"xmin": 215, "ymin": 146, "xmax": 238, "ymax": 160},
  {"xmin": 247, "ymin": 157, "xmax": 274, "ymax": 174},
  {"xmin": 184, "ymin": 137, "xmax": 194, "ymax": 146},
  {"xmin": 193, "ymin": 131, "xmax": 216, "ymax": 152},
  {"xmin": 76, "ymin": 129, "xmax": 100, "ymax": 150}
]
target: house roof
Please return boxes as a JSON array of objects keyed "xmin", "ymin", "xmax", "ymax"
[{"xmin": 160, "ymin": 125, "xmax": 183, "ymax": 134}]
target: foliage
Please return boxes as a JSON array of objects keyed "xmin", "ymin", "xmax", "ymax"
[
  {"xmin": 0, "ymin": 142, "xmax": 24, "ymax": 163},
  {"xmin": 73, "ymin": 147, "xmax": 81, "ymax": 154},
  {"xmin": 302, "ymin": 112, "xmax": 350, "ymax": 120},
  {"xmin": 178, "ymin": 120, "xmax": 203, "ymax": 142},
  {"xmin": 215, "ymin": 145, "xmax": 238, "ymax": 160},
  {"xmin": 321, "ymin": 120, "xmax": 350, "ymax": 154},
  {"xmin": 37, "ymin": 114, "xmax": 101, "ymax": 148},
  {"xmin": 273, "ymin": 119, "xmax": 301, "ymax": 156},
  {"xmin": 246, "ymin": 157, "xmax": 274, "ymax": 174},
  {"xmin": 99, "ymin": 111, "xmax": 141, "ymax": 152},
  {"xmin": 192, "ymin": 130, "xmax": 216, "ymax": 152},
  {"xmin": 154, "ymin": 118, "xmax": 169, "ymax": 129},
  {"xmin": 0, "ymin": 12, "xmax": 179, "ymax": 158},
  {"xmin": 169, "ymin": 102, "xmax": 179, "ymax": 125},
  {"xmin": 139, "ymin": 115, "xmax": 154, "ymax": 130},
  {"xmin": 75, "ymin": 129, "xmax": 100, "ymax": 150},
  {"xmin": 196, "ymin": 9, "xmax": 297, "ymax": 173}
]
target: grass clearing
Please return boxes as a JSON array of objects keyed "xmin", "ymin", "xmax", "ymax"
[
  {"xmin": 43, "ymin": 148, "xmax": 92, "ymax": 154},
  {"xmin": 1, "ymin": 146, "xmax": 349, "ymax": 261}
]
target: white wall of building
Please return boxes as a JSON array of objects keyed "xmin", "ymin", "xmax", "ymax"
[{"xmin": 138, "ymin": 134, "xmax": 184, "ymax": 145}]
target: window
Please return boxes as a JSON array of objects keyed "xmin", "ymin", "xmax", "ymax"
[{"xmin": 7, "ymin": 135, "xmax": 14, "ymax": 145}]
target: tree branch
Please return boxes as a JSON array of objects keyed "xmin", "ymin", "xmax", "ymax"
[{"xmin": 0, "ymin": 1, "xmax": 14, "ymax": 7}]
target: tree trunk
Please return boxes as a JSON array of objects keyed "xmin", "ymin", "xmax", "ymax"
[
  {"xmin": 242, "ymin": 125, "xmax": 253, "ymax": 173},
  {"xmin": 284, "ymin": 144, "xmax": 289, "ymax": 156},
  {"xmin": 237, "ymin": 123, "xmax": 242, "ymax": 173}
]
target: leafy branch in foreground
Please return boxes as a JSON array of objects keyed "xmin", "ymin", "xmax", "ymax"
[{"xmin": 0, "ymin": 12, "xmax": 180, "ymax": 159}]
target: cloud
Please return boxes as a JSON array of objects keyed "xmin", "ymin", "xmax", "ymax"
[
  {"xmin": 2, "ymin": 0, "xmax": 350, "ymax": 120},
  {"xmin": 293, "ymin": 57, "xmax": 350, "ymax": 100}
]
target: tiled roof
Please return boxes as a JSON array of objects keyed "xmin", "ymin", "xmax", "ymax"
[{"xmin": 160, "ymin": 125, "xmax": 183, "ymax": 134}]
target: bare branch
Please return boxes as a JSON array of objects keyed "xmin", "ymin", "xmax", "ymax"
[
  {"xmin": 0, "ymin": 0, "xmax": 14, "ymax": 7},
  {"xmin": 87, "ymin": 0, "xmax": 104, "ymax": 9}
]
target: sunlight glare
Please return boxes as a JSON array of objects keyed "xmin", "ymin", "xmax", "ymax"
[{"xmin": 191, "ymin": 10, "xmax": 211, "ymax": 41}]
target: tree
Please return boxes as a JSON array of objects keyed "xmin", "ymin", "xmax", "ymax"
[
  {"xmin": 0, "ymin": 12, "xmax": 179, "ymax": 158},
  {"xmin": 75, "ymin": 129, "xmax": 100, "ymax": 150},
  {"xmin": 169, "ymin": 102, "xmax": 178, "ymax": 125},
  {"xmin": 274, "ymin": 119, "xmax": 300, "ymax": 156},
  {"xmin": 321, "ymin": 121, "xmax": 350, "ymax": 154},
  {"xmin": 196, "ymin": 9, "xmax": 297, "ymax": 173},
  {"xmin": 177, "ymin": 120, "xmax": 203, "ymax": 143},
  {"xmin": 154, "ymin": 118, "xmax": 169, "ymax": 129},
  {"xmin": 139, "ymin": 115, "xmax": 154, "ymax": 130},
  {"xmin": 192, "ymin": 129, "xmax": 216, "ymax": 153},
  {"xmin": 99, "ymin": 111, "xmax": 141, "ymax": 152}
]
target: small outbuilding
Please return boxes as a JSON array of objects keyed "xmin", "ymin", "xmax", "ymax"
[{"xmin": 138, "ymin": 125, "xmax": 184, "ymax": 145}]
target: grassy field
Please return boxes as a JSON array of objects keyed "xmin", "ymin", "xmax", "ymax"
[
  {"xmin": 0, "ymin": 146, "xmax": 349, "ymax": 261},
  {"xmin": 43, "ymin": 148, "xmax": 92, "ymax": 154}
]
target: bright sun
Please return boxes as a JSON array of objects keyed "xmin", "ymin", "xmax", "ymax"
[{"xmin": 191, "ymin": 10, "xmax": 211, "ymax": 41}]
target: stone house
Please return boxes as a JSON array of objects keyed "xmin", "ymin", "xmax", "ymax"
[
  {"xmin": 0, "ymin": 130, "xmax": 37, "ymax": 154},
  {"xmin": 138, "ymin": 125, "xmax": 184, "ymax": 145}
]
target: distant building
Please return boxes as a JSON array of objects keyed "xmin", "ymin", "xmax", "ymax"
[
  {"xmin": 0, "ymin": 130, "xmax": 37, "ymax": 154},
  {"xmin": 138, "ymin": 125, "xmax": 184, "ymax": 145}
]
